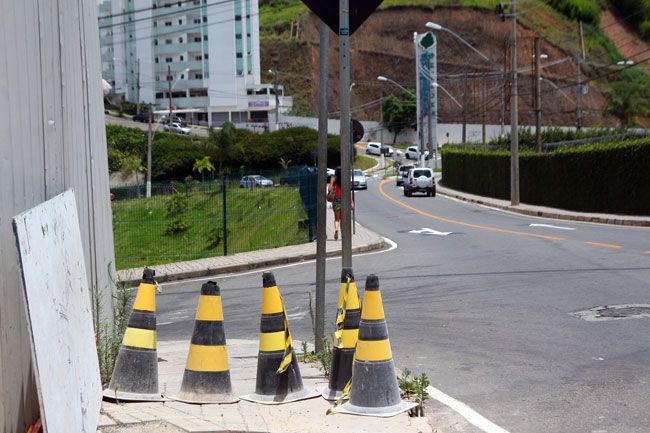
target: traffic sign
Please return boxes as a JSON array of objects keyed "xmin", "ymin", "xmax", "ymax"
[{"xmin": 301, "ymin": 0, "xmax": 384, "ymax": 35}]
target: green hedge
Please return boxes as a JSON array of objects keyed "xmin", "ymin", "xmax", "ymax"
[
  {"xmin": 106, "ymin": 125, "xmax": 344, "ymax": 181},
  {"xmin": 546, "ymin": 0, "xmax": 600, "ymax": 24},
  {"xmin": 441, "ymin": 137, "xmax": 650, "ymax": 215}
]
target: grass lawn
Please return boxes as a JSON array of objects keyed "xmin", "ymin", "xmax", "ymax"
[
  {"xmin": 112, "ymin": 185, "xmax": 308, "ymax": 270},
  {"xmin": 354, "ymin": 155, "xmax": 378, "ymax": 171}
]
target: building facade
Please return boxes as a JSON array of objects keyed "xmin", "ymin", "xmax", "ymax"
[{"xmin": 98, "ymin": 0, "xmax": 291, "ymax": 126}]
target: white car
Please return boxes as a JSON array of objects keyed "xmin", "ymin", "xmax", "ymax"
[
  {"xmin": 352, "ymin": 169, "xmax": 367, "ymax": 190},
  {"xmin": 403, "ymin": 167, "xmax": 436, "ymax": 197},
  {"xmin": 240, "ymin": 175, "xmax": 274, "ymax": 188},
  {"xmin": 164, "ymin": 122, "xmax": 191, "ymax": 135},
  {"xmin": 404, "ymin": 146, "xmax": 429, "ymax": 160},
  {"xmin": 365, "ymin": 142, "xmax": 394, "ymax": 157}
]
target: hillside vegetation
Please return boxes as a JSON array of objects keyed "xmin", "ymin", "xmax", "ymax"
[{"xmin": 611, "ymin": 0, "xmax": 650, "ymax": 40}]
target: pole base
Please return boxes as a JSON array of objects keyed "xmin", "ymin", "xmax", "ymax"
[{"xmin": 103, "ymin": 388, "xmax": 165, "ymax": 403}]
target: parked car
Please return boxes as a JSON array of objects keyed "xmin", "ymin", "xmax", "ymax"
[
  {"xmin": 352, "ymin": 169, "xmax": 367, "ymax": 190},
  {"xmin": 404, "ymin": 146, "xmax": 429, "ymax": 160},
  {"xmin": 403, "ymin": 167, "xmax": 435, "ymax": 197},
  {"xmin": 396, "ymin": 164, "xmax": 414, "ymax": 186},
  {"xmin": 132, "ymin": 112, "xmax": 150, "ymax": 123},
  {"xmin": 240, "ymin": 175, "xmax": 274, "ymax": 188},
  {"xmin": 163, "ymin": 122, "xmax": 191, "ymax": 134},
  {"xmin": 161, "ymin": 116, "xmax": 187, "ymax": 126}
]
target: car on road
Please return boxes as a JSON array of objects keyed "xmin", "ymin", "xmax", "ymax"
[
  {"xmin": 396, "ymin": 164, "xmax": 414, "ymax": 186},
  {"xmin": 132, "ymin": 112, "xmax": 150, "ymax": 123},
  {"xmin": 240, "ymin": 175, "xmax": 274, "ymax": 188},
  {"xmin": 161, "ymin": 116, "xmax": 187, "ymax": 126},
  {"xmin": 365, "ymin": 142, "xmax": 394, "ymax": 157},
  {"xmin": 404, "ymin": 146, "xmax": 429, "ymax": 160},
  {"xmin": 164, "ymin": 122, "xmax": 191, "ymax": 134},
  {"xmin": 403, "ymin": 167, "xmax": 435, "ymax": 197},
  {"xmin": 352, "ymin": 169, "xmax": 367, "ymax": 190}
]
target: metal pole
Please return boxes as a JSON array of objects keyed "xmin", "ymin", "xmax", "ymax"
[
  {"xmin": 222, "ymin": 175, "xmax": 228, "ymax": 256},
  {"xmin": 502, "ymin": 40, "xmax": 507, "ymax": 137},
  {"xmin": 427, "ymin": 78, "xmax": 434, "ymax": 169},
  {"xmin": 273, "ymin": 70, "xmax": 279, "ymax": 129},
  {"xmin": 576, "ymin": 20, "xmax": 585, "ymax": 131},
  {"xmin": 136, "ymin": 59, "xmax": 141, "ymax": 115},
  {"xmin": 339, "ymin": 0, "xmax": 352, "ymax": 268},
  {"xmin": 510, "ymin": 0, "xmax": 520, "ymax": 205},
  {"xmin": 534, "ymin": 36, "xmax": 542, "ymax": 152},
  {"xmin": 482, "ymin": 74, "xmax": 487, "ymax": 145},
  {"xmin": 315, "ymin": 20, "xmax": 328, "ymax": 352},
  {"xmin": 146, "ymin": 103, "xmax": 153, "ymax": 198},
  {"xmin": 168, "ymin": 65, "xmax": 173, "ymax": 121},
  {"xmin": 462, "ymin": 69, "xmax": 468, "ymax": 144}
]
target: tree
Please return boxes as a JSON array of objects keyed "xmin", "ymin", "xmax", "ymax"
[
  {"xmin": 381, "ymin": 90, "xmax": 416, "ymax": 143},
  {"xmin": 603, "ymin": 72, "xmax": 650, "ymax": 128},
  {"xmin": 208, "ymin": 122, "xmax": 236, "ymax": 174},
  {"xmin": 193, "ymin": 156, "xmax": 215, "ymax": 183}
]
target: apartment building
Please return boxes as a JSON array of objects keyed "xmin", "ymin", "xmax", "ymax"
[{"xmin": 98, "ymin": 0, "xmax": 291, "ymax": 126}]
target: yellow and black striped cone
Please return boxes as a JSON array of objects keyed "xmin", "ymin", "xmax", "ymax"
[
  {"xmin": 170, "ymin": 281, "xmax": 238, "ymax": 404},
  {"xmin": 240, "ymin": 272, "xmax": 319, "ymax": 404},
  {"xmin": 321, "ymin": 268, "xmax": 361, "ymax": 401},
  {"xmin": 103, "ymin": 268, "xmax": 164, "ymax": 402},
  {"xmin": 332, "ymin": 274, "xmax": 416, "ymax": 417}
]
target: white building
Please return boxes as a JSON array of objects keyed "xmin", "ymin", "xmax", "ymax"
[{"xmin": 98, "ymin": 0, "xmax": 292, "ymax": 126}]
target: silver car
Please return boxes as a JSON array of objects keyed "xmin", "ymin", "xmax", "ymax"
[
  {"xmin": 240, "ymin": 175, "xmax": 274, "ymax": 188},
  {"xmin": 352, "ymin": 169, "xmax": 367, "ymax": 190}
]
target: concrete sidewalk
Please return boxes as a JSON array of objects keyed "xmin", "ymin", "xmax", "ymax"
[
  {"xmin": 98, "ymin": 339, "xmax": 432, "ymax": 433},
  {"xmin": 435, "ymin": 176, "xmax": 650, "ymax": 227},
  {"xmin": 117, "ymin": 207, "xmax": 385, "ymax": 285}
]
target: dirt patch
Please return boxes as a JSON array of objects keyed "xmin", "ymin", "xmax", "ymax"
[
  {"xmin": 99, "ymin": 421, "xmax": 187, "ymax": 433},
  {"xmin": 600, "ymin": 9, "xmax": 650, "ymax": 74}
]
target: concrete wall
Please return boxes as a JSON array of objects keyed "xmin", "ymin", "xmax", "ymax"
[{"xmin": 0, "ymin": 1, "xmax": 116, "ymax": 431}]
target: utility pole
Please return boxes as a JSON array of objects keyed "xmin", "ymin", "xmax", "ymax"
[
  {"xmin": 168, "ymin": 64, "xmax": 173, "ymax": 121},
  {"xmin": 502, "ymin": 39, "xmax": 508, "ymax": 137},
  {"xmin": 136, "ymin": 59, "xmax": 141, "ymax": 115},
  {"xmin": 462, "ymin": 69, "xmax": 468, "ymax": 144},
  {"xmin": 314, "ymin": 20, "xmax": 328, "ymax": 352},
  {"xmin": 339, "ymin": 0, "xmax": 352, "ymax": 268},
  {"xmin": 510, "ymin": 0, "xmax": 520, "ymax": 205},
  {"xmin": 534, "ymin": 35, "xmax": 542, "ymax": 152},
  {"xmin": 576, "ymin": 20, "xmax": 585, "ymax": 131},
  {"xmin": 146, "ymin": 103, "xmax": 153, "ymax": 198},
  {"xmin": 482, "ymin": 74, "xmax": 487, "ymax": 144},
  {"xmin": 272, "ymin": 69, "xmax": 279, "ymax": 130}
]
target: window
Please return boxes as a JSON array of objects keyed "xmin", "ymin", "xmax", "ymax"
[
  {"xmin": 190, "ymin": 89, "xmax": 208, "ymax": 97},
  {"xmin": 165, "ymin": 57, "xmax": 172, "ymax": 63},
  {"xmin": 155, "ymin": 75, "xmax": 159, "ymax": 81},
  {"xmin": 195, "ymin": 55, "xmax": 202, "ymax": 61},
  {"xmin": 235, "ymin": 33, "xmax": 242, "ymax": 39},
  {"xmin": 194, "ymin": 36, "xmax": 201, "ymax": 42},
  {"xmin": 236, "ymin": 53, "xmax": 242, "ymax": 58},
  {"xmin": 203, "ymin": 35, "xmax": 208, "ymax": 41},
  {"xmin": 195, "ymin": 73, "xmax": 203, "ymax": 79},
  {"xmin": 165, "ymin": 21, "xmax": 172, "ymax": 26},
  {"xmin": 235, "ymin": 15, "xmax": 241, "ymax": 21},
  {"xmin": 178, "ymin": 19, "xmax": 183, "ymax": 25},
  {"xmin": 180, "ymin": 74, "xmax": 184, "ymax": 79},
  {"xmin": 193, "ymin": 18, "xmax": 201, "ymax": 24},
  {"xmin": 202, "ymin": 16, "xmax": 207, "ymax": 23},
  {"xmin": 178, "ymin": 37, "xmax": 183, "ymax": 43},
  {"xmin": 165, "ymin": 39, "xmax": 172, "ymax": 44},
  {"xmin": 156, "ymin": 92, "xmax": 164, "ymax": 98},
  {"xmin": 167, "ymin": 75, "xmax": 173, "ymax": 81},
  {"xmin": 154, "ymin": 39, "xmax": 158, "ymax": 45},
  {"xmin": 203, "ymin": 54, "xmax": 208, "ymax": 59},
  {"xmin": 155, "ymin": 57, "xmax": 159, "ymax": 63},
  {"xmin": 153, "ymin": 22, "xmax": 157, "ymax": 27},
  {"xmin": 180, "ymin": 55, "xmax": 184, "ymax": 61}
]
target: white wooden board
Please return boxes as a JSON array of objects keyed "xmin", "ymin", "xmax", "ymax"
[{"xmin": 13, "ymin": 190, "xmax": 101, "ymax": 433}]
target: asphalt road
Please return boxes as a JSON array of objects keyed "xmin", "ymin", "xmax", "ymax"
[
  {"xmin": 105, "ymin": 114, "xmax": 208, "ymax": 136},
  {"xmin": 156, "ymin": 174, "xmax": 650, "ymax": 433}
]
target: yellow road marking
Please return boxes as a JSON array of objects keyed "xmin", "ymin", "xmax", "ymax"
[
  {"xmin": 378, "ymin": 179, "xmax": 566, "ymax": 241},
  {"xmin": 584, "ymin": 241, "xmax": 623, "ymax": 250}
]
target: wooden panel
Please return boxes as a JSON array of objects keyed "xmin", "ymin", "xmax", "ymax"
[{"xmin": 13, "ymin": 190, "xmax": 102, "ymax": 433}]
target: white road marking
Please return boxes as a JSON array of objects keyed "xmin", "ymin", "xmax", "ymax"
[
  {"xmin": 426, "ymin": 385, "xmax": 511, "ymax": 433},
  {"xmin": 409, "ymin": 228, "xmax": 452, "ymax": 236},
  {"xmin": 287, "ymin": 311, "xmax": 308, "ymax": 320},
  {"xmin": 163, "ymin": 236, "xmax": 398, "ymax": 286},
  {"xmin": 157, "ymin": 321, "xmax": 173, "ymax": 326},
  {"xmin": 529, "ymin": 223, "xmax": 576, "ymax": 230}
]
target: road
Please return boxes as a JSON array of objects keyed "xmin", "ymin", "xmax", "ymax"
[
  {"xmin": 105, "ymin": 114, "xmax": 208, "ymax": 137},
  {"xmin": 155, "ymin": 174, "xmax": 650, "ymax": 433}
]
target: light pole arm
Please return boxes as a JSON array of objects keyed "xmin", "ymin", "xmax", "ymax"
[
  {"xmin": 377, "ymin": 76, "xmax": 416, "ymax": 98},
  {"xmin": 426, "ymin": 22, "xmax": 496, "ymax": 67}
]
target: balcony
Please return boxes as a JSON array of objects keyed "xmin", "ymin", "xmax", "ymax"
[
  {"xmin": 101, "ymin": 51, "xmax": 115, "ymax": 62},
  {"xmin": 156, "ymin": 60, "xmax": 203, "ymax": 73},
  {"xmin": 156, "ymin": 79, "xmax": 205, "ymax": 91},
  {"xmin": 100, "ymin": 34, "xmax": 113, "ymax": 45},
  {"xmin": 155, "ymin": 96, "xmax": 209, "ymax": 109},
  {"xmin": 155, "ymin": 42, "xmax": 202, "ymax": 55},
  {"xmin": 153, "ymin": 1, "xmax": 202, "ymax": 19}
]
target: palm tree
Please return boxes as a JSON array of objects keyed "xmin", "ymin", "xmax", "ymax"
[
  {"xmin": 193, "ymin": 156, "xmax": 215, "ymax": 183},
  {"xmin": 208, "ymin": 122, "xmax": 236, "ymax": 174},
  {"xmin": 122, "ymin": 157, "xmax": 144, "ymax": 197}
]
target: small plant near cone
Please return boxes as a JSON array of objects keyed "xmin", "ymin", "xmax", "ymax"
[
  {"xmin": 398, "ymin": 368, "xmax": 430, "ymax": 417},
  {"xmin": 299, "ymin": 338, "xmax": 333, "ymax": 377}
]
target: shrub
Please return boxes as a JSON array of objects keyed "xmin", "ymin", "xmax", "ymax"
[
  {"xmin": 547, "ymin": 0, "xmax": 600, "ymax": 24},
  {"xmin": 441, "ymin": 137, "xmax": 650, "ymax": 215},
  {"xmin": 165, "ymin": 194, "xmax": 190, "ymax": 235}
]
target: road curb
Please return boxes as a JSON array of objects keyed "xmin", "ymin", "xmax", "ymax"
[
  {"xmin": 437, "ymin": 184, "xmax": 650, "ymax": 227},
  {"xmin": 118, "ymin": 239, "xmax": 386, "ymax": 286}
]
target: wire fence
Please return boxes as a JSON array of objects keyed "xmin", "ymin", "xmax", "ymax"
[{"xmin": 110, "ymin": 168, "xmax": 317, "ymax": 270}]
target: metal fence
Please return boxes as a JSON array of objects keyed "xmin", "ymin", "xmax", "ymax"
[{"xmin": 110, "ymin": 168, "xmax": 317, "ymax": 270}]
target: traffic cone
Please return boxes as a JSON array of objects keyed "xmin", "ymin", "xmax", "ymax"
[
  {"xmin": 321, "ymin": 268, "xmax": 361, "ymax": 400},
  {"xmin": 240, "ymin": 272, "xmax": 319, "ymax": 404},
  {"xmin": 332, "ymin": 274, "xmax": 416, "ymax": 417},
  {"xmin": 103, "ymin": 268, "xmax": 164, "ymax": 402},
  {"xmin": 170, "ymin": 281, "xmax": 238, "ymax": 404}
]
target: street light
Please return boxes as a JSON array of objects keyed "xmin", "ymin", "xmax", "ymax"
[
  {"xmin": 426, "ymin": 22, "xmax": 493, "ymax": 64},
  {"xmin": 377, "ymin": 76, "xmax": 415, "ymax": 97}
]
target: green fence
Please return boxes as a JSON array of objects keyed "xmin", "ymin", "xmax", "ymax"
[{"xmin": 111, "ymin": 168, "xmax": 318, "ymax": 270}]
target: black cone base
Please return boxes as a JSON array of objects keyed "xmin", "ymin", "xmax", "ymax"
[
  {"xmin": 321, "ymin": 347, "xmax": 354, "ymax": 401},
  {"xmin": 240, "ymin": 351, "xmax": 319, "ymax": 404},
  {"xmin": 103, "ymin": 347, "xmax": 164, "ymax": 402},
  {"xmin": 171, "ymin": 370, "xmax": 239, "ymax": 404}
]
